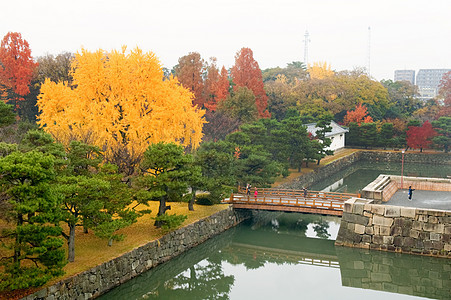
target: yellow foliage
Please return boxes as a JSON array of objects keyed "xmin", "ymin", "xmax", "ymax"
[
  {"xmin": 307, "ymin": 61, "xmax": 334, "ymax": 80},
  {"xmin": 37, "ymin": 47, "xmax": 205, "ymax": 164}
]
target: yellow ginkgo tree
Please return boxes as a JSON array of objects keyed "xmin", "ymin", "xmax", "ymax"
[
  {"xmin": 37, "ymin": 47, "xmax": 205, "ymax": 174},
  {"xmin": 307, "ymin": 61, "xmax": 334, "ymax": 80}
]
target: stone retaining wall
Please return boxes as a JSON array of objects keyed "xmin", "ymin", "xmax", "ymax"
[
  {"xmin": 335, "ymin": 198, "xmax": 451, "ymax": 258},
  {"xmin": 277, "ymin": 150, "xmax": 450, "ymax": 190},
  {"xmin": 23, "ymin": 206, "xmax": 250, "ymax": 300}
]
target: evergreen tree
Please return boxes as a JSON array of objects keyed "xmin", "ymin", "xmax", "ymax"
[{"xmin": 0, "ymin": 151, "xmax": 66, "ymax": 291}]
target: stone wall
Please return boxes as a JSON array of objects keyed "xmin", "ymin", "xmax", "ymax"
[
  {"xmin": 278, "ymin": 151, "xmax": 361, "ymax": 189},
  {"xmin": 23, "ymin": 206, "xmax": 250, "ymax": 300},
  {"xmin": 337, "ymin": 247, "xmax": 451, "ymax": 299},
  {"xmin": 335, "ymin": 198, "xmax": 451, "ymax": 258},
  {"xmin": 277, "ymin": 150, "xmax": 450, "ymax": 190},
  {"xmin": 358, "ymin": 151, "xmax": 451, "ymax": 165}
]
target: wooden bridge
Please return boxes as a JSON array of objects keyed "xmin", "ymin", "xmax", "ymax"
[{"xmin": 223, "ymin": 188, "xmax": 359, "ymax": 216}]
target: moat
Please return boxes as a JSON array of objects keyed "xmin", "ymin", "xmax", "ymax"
[{"xmin": 99, "ymin": 161, "xmax": 451, "ymax": 300}]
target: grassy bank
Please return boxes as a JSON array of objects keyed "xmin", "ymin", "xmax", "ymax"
[{"xmin": 1, "ymin": 202, "xmax": 228, "ymax": 300}]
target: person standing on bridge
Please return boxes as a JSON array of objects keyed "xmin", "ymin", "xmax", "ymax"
[
  {"xmin": 254, "ymin": 187, "xmax": 258, "ymax": 199},
  {"xmin": 408, "ymin": 186, "xmax": 415, "ymax": 201},
  {"xmin": 303, "ymin": 187, "xmax": 308, "ymax": 198},
  {"xmin": 246, "ymin": 183, "xmax": 251, "ymax": 196}
]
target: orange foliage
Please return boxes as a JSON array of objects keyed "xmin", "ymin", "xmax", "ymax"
[
  {"xmin": 205, "ymin": 65, "xmax": 229, "ymax": 111},
  {"xmin": 231, "ymin": 48, "xmax": 269, "ymax": 118},
  {"xmin": 343, "ymin": 103, "xmax": 373, "ymax": 126},
  {"xmin": 37, "ymin": 47, "xmax": 205, "ymax": 164},
  {"xmin": 174, "ymin": 52, "xmax": 205, "ymax": 108},
  {"xmin": 0, "ymin": 32, "xmax": 37, "ymax": 99}
]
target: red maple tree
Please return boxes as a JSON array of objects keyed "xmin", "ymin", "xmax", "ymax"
[
  {"xmin": 0, "ymin": 32, "xmax": 37, "ymax": 101},
  {"xmin": 205, "ymin": 64, "xmax": 229, "ymax": 111},
  {"xmin": 231, "ymin": 48, "xmax": 269, "ymax": 118},
  {"xmin": 406, "ymin": 121, "xmax": 437, "ymax": 152},
  {"xmin": 343, "ymin": 103, "xmax": 373, "ymax": 126},
  {"xmin": 174, "ymin": 52, "xmax": 205, "ymax": 108}
]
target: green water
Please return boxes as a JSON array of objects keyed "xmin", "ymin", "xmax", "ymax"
[
  {"xmin": 309, "ymin": 160, "xmax": 451, "ymax": 193},
  {"xmin": 99, "ymin": 211, "xmax": 451, "ymax": 300}
]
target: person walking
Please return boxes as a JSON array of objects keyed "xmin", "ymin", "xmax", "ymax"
[
  {"xmin": 408, "ymin": 186, "xmax": 415, "ymax": 201},
  {"xmin": 254, "ymin": 187, "xmax": 258, "ymax": 200},
  {"xmin": 246, "ymin": 183, "xmax": 251, "ymax": 196}
]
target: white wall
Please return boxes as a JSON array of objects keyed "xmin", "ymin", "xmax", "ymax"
[{"xmin": 328, "ymin": 133, "xmax": 345, "ymax": 151}]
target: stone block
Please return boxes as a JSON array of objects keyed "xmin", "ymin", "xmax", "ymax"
[
  {"xmin": 423, "ymin": 223, "xmax": 445, "ymax": 233},
  {"xmin": 347, "ymin": 222, "xmax": 355, "ymax": 231},
  {"xmin": 428, "ymin": 210, "xmax": 446, "ymax": 217},
  {"xmin": 412, "ymin": 221, "xmax": 423, "ymax": 230},
  {"xmin": 445, "ymin": 226, "xmax": 451, "ymax": 235},
  {"xmin": 355, "ymin": 224, "xmax": 366, "ymax": 234},
  {"xmin": 364, "ymin": 211, "xmax": 372, "ymax": 218},
  {"xmin": 380, "ymin": 226, "xmax": 391, "ymax": 236},
  {"xmin": 428, "ymin": 216, "xmax": 439, "ymax": 224},
  {"xmin": 383, "ymin": 236, "xmax": 394, "ymax": 244},
  {"xmin": 364, "ymin": 203, "xmax": 372, "ymax": 212},
  {"xmin": 373, "ymin": 215, "xmax": 393, "ymax": 227},
  {"xmin": 393, "ymin": 236, "xmax": 402, "ymax": 247},
  {"xmin": 384, "ymin": 206, "xmax": 400, "ymax": 217},
  {"xmin": 444, "ymin": 244, "xmax": 451, "ymax": 251},
  {"xmin": 371, "ymin": 205, "xmax": 385, "ymax": 216},
  {"xmin": 417, "ymin": 215, "xmax": 428, "ymax": 222},
  {"xmin": 402, "ymin": 237, "xmax": 415, "ymax": 248},
  {"xmin": 373, "ymin": 235, "xmax": 383, "ymax": 245},
  {"xmin": 417, "ymin": 209, "xmax": 428, "ymax": 215},
  {"xmin": 410, "ymin": 230, "xmax": 420, "ymax": 239},
  {"xmin": 344, "ymin": 203, "xmax": 353, "ymax": 213},
  {"xmin": 373, "ymin": 225, "xmax": 380, "ymax": 235},
  {"xmin": 362, "ymin": 235, "xmax": 372, "ymax": 243},
  {"xmin": 370, "ymin": 272, "xmax": 392, "ymax": 282},
  {"xmin": 343, "ymin": 213, "xmax": 370, "ymax": 226},
  {"xmin": 390, "ymin": 226, "xmax": 402, "ymax": 236},
  {"xmin": 430, "ymin": 233, "xmax": 441, "ymax": 241},
  {"xmin": 365, "ymin": 226, "xmax": 374, "ymax": 235},
  {"xmin": 353, "ymin": 202, "xmax": 365, "ymax": 215},
  {"xmin": 400, "ymin": 207, "xmax": 416, "ymax": 219}
]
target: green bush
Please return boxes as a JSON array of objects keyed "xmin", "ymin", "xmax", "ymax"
[
  {"xmin": 153, "ymin": 213, "xmax": 187, "ymax": 231},
  {"xmin": 195, "ymin": 193, "xmax": 215, "ymax": 206}
]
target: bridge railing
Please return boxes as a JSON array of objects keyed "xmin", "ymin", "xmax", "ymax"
[
  {"xmin": 238, "ymin": 187, "xmax": 359, "ymax": 202},
  {"xmin": 226, "ymin": 193, "xmax": 346, "ymax": 211}
]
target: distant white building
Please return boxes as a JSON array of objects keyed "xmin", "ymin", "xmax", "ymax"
[
  {"xmin": 305, "ymin": 121, "xmax": 349, "ymax": 151},
  {"xmin": 394, "ymin": 70, "xmax": 415, "ymax": 85}
]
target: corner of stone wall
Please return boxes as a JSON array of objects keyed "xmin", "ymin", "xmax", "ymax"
[{"xmin": 336, "ymin": 198, "xmax": 451, "ymax": 258}]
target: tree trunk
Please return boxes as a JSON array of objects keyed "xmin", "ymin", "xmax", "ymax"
[
  {"xmin": 14, "ymin": 214, "xmax": 24, "ymax": 263},
  {"xmin": 155, "ymin": 195, "xmax": 171, "ymax": 227},
  {"xmin": 317, "ymin": 159, "xmax": 321, "ymax": 165},
  {"xmin": 188, "ymin": 190, "xmax": 195, "ymax": 211},
  {"xmin": 68, "ymin": 224, "xmax": 76, "ymax": 262}
]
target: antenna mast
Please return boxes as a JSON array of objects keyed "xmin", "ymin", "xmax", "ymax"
[
  {"xmin": 303, "ymin": 30, "xmax": 310, "ymax": 66},
  {"xmin": 367, "ymin": 26, "xmax": 371, "ymax": 76}
]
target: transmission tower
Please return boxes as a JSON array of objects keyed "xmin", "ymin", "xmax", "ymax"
[
  {"xmin": 367, "ymin": 26, "xmax": 371, "ymax": 76},
  {"xmin": 303, "ymin": 30, "xmax": 310, "ymax": 66}
]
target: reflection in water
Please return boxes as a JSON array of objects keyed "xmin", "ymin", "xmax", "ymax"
[
  {"xmin": 336, "ymin": 247, "xmax": 451, "ymax": 299},
  {"xmin": 99, "ymin": 212, "xmax": 450, "ymax": 300}
]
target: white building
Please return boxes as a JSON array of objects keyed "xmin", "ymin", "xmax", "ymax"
[{"xmin": 305, "ymin": 121, "xmax": 349, "ymax": 151}]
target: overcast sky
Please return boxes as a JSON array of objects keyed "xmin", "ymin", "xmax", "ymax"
[{"xmin": 2, "ymin": 0, "xmax": 450, "ymax": 81}]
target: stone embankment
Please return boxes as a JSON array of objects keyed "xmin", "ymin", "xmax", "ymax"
[
  {"xmin": 23, "ymin": 206, "xmax": 250, "ymax": 300},
  {"xmin": 278, "ymin": 150, "xmax": 451, "ymax": 190},
  {"xmin": 335, "ymin": 198, "xmax": 450, "ymax": 257}
]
